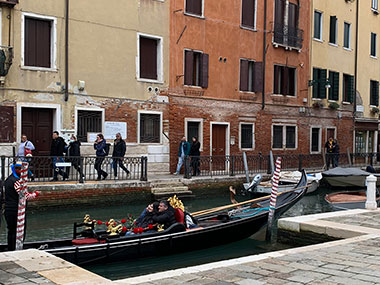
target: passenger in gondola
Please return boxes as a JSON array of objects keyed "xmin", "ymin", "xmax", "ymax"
[
  {"xmin": 152, "ymin": 200, "xmax": 177, "ymax": 230},
  {"xmin": 136, "ymin": 202, "xmax": 159, "ymax": 228}
]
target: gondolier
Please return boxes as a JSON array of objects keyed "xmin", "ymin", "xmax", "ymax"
[{"xmin": 4, "ymin": 161, "xmax": 39, "ymax": 251}]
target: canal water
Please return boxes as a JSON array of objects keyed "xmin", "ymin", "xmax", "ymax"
[{"xmin": 0, "ymin": 186, "xmax": 335, "ymax": 280}]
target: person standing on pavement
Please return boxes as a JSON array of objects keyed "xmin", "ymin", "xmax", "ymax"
[
  {"xmin": 189, "ymin": 136, "xmax": 201, "ymax": 176},
  {"xmin": 64, "ymin": 135, "xmax": 84, "ymax": 179},
  {"xmin": 4, "ymin": 161, "xmax": 39, "ymax": 250},
  {"xmin": 50, "ymin": 131, "xmax": 67, "ymax": 181},
  {"xmin": 112, "ymin": 133, "xmax": 130, "ymax": 178},
  {"xmin": 174, "ymin": 136, "xmax": 190, "ymax": 175},
  {"xmin": 17, "ymin": 134, "xmax": 35, "ymax": 181},
  {"xmin": 94, "ymin": 133, "xmax": 108, "ymax": 180},
  {"xmin": 324, "ymin": 137, "xmax": 336, "ymax": 170}
]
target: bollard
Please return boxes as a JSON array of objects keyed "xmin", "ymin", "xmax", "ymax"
[{"xmin": 365, "ymin": 175, "xmax": 377, "ymax": 210}]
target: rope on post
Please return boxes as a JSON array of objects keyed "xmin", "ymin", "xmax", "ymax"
[
  {"xmin": 16, "ymin": 162, "xmax": 28, "ymax": 250},
  {"xmin": 266, "ymin": 157, "xmax": 281, "ymax": 241}
]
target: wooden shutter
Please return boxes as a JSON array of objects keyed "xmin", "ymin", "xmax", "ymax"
[
  {"xmin": 240, "ymin": 59, "xmax": 248, "ymax": 91},
  {"xmin": 184, "ymin": 50, "xmax": 194, "ymax": 85},
  {"xmin": 329, "ymin": 71, "xmax": 339, "ymax": 101},
  {"xmin": 200, "ymin": 53, "xmax": 209, "ymax": 88},
  {"xmin": 375, "ymin": 81, "xmax": 379, "ymax": 106},
  {"xmin": 281, "ymin": 66, "xmax": 288, "ymax": 95},
  {"xmin": 0, "ymin": 106, "xmax": 14, "ymax": 142},
  {"xmin": 25, "ymin": 17, "xmax": 51, "ymax": 68},
  {"xmin": 242, "ymin": 0, "xmax": 255, "ymax": 28},
  {"xmin": 140, "ymin": 37, "xmax": 157, "ymax": 80},
  {"xmin": 372, "ymin": 81, "xmax": 379, "ymax": 106},
  {"xmin": 287, "ymin": 67, "xmax": 295, "ymax": 96},
  {"xmin": 312, "ymin": 68, "xmax": 318, "ymax": 98},
  {"xmin": 348, "ymin": 75, "xmax": 354, "ymax": 103},
  {"xmin": 319, "ymin": 69, "xmax": 327, "ymax": 99},
  {"xmin": 253, "ymin": 61, "xmax": 263, "ymax": 93},
  {"xmin": 275, "ymin": 0, "xmax": 285, "ymax": 25},
  {"xmin": 274, "ymin": 65, "xmax": 280, "ymax": 94}
]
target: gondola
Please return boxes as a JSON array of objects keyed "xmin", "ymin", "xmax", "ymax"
[{"xmin": 0, "ymin": 171, "xmax": 308, "ymax": 265}]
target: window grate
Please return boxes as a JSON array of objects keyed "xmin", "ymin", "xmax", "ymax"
[
  {"xmin": 77, "ymin": 110, "xmax": 102, "ymax": 142},
  {"xmin": 140, "ymin": 114, "xmax": 160, "ymax": 143}
]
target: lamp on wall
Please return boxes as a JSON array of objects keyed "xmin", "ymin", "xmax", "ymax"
[{"xmin": 308, "ymin": 78, "xmax": 331, "ymax": 89}]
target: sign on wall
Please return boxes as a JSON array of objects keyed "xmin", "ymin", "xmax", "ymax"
[{"xmin": 104, "ymin": 121, "xmax": 127, "ymax": 140}]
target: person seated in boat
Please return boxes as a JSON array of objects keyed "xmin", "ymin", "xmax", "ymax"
[
  {"xmin": 152, "ymin": 200, "xmax": 177, "ymax": 230},
  {"xmin": 184, "ymin": 211, "xmax": 199, "ymax": 229},
  {"xmin": 136, "ymin": 201, "xmax": 159, "ymax": 228}
]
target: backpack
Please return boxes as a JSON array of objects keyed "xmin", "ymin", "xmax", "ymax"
[{"xmin": 104, "ymin": 143, "xmax": 111, "ymax": 156}]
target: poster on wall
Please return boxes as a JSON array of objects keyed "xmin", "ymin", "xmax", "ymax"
[{"xmin": 104, "ymin": 121, "xmax": 127, "ymax": 140}]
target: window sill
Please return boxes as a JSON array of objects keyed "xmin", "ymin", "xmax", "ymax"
[
  {"xmin": 310, "ymin": 151, "xmax": 321, "ymax": 155},
  {"xmin": 239, "ymin": 90, "xmax": 256, "ymax": 94},
  {"xmin": 370, "ymin": 55, "xmax": 378, "ymax": 59},
  {"xmin": 21, "ymin": 66, "xmax": 57, "ymax": 72},
  {"xmin": 137, "ymin": 78, "xmax": 164, "ymax": 84},
  {"xmin": 241, "ymin": 148, "xmax": 254, "ymax": 151},
  {"xmin": 371, "ymin": 8, "xmax": 379, "ymax": 14},
  {"xmin": 312, "ymin": 98, "xmax": 322, "ymax": 101},
  {"xmin": 272, "ymin": 148, "xmax": 297, "ymax": 150},
  {"xmin": 184, "ymin": 84, "xmax": 203, "ymax": 89},
  {"xmin": 328, "ymin": 42, "xmax": 338, "ymax": 47},
  {"xmin": 240, "ymin": 25, "xmax": 257, "ymax": 32},
  {"xmin": 328, "ymin": 99, "xmax": 338, "ymax": 103},
  {"xmin": 313, "ymin": 38, "xmax": 323, "ymax": 43},
  {"xmin": 342, "ymin": 101, "xmax": 352, "ymax": 105},
  {"xmin": 184, "ymin": 12, "xmax": 205, "ymax": 19},
  {"xmin": 343, "ymin": 47, "xmax": 352, "ymax": 52}
]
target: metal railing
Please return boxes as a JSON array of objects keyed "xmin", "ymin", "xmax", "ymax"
[
  {"xmin": 0, "ymin": 156, "xmax": 148, "ymax": 183},
  {"xmin": 273, "ymin": 22, "xmax": 304, "ymax": 49},
  {"xmin": 182, "ymin": 152, "xmax": 380, "ymax": 178}
]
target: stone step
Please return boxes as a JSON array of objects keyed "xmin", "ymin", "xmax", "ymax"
[
  {"xmin": 151, "ymin": 186, "xmax": 189, "ymax": 194},
  {"xmin": 153, "ymin": 191, "xmax": 194, "ymax": 199},
  {"xmin": 150, "ymin": 180, "xmax": 183, "ymax": 186}
]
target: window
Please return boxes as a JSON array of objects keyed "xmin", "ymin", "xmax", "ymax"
[
  {"xmin": 273, "ymin": 65, "xmax": 296, "ymax": 96},
  {"xmin": 371, "ymin": 33, "xmax": 377, "ymax": 57},
  {"xmin": 23, "ymin": 15, "xmax": 55, "ymax": 68},
  {"xmin": 343, "ymin": 22, "xmax": 351, "ymax": 49},
  {"xmin": 240, "ymin": 123, "xmax": 254, "ymax": 149},
  {"xmin": 77, "ymin": 110, "xmax": 102, "ymax": 142},
  {"xmin": 187, "ymin": 121, "xmax": 200, "ymax": 142},
  {"xmin": 343, "ymin": 74, "xmax": 354, "ymax": 103},
  {"xmin": 312, "ymin": 68, "xmax": 327, "ymax": 99},
  {"xmin": 139, "ymin": 35, "xmax": 162, "ymax": 81},
  {"xmin": 241, "ymin": 0, "xmax": 256, "ymax": 29},
  {"xmin": 139, "ymin": 113, "xmax": 161, "ymax": 143},
  {"xmin": 185, "ymin": 0, "xmax": 202, "ymax": 16},
  {"xmin": 328, "ymin": 71, "xmax": 339, "ymax": 101},
  {"xmin": 311, "ymin": 127, "xmax": 321, "ymax": 153},
  {"xmin": 272, "ymin": 125, "xmax": 296, "ymax": 149},
  {"xmin": 314, "ymin": 11, "xmax": 322, "ymax": 40},
  {"xmin": 274, "ymin": 0, "xmax": 301, "ymax": 49},
  {"xmin": 240, "ymin": 59, "xmax": 262, "ymax": 92},
  {"xmin": 184, "ymin": 50, "xmax": 209, "ymax": 88},
  {"xmin": 372, "ymin": 0, "xmax": 378, "ymax": 11},
  {"xmin": 329, "ymin": 16, "xmax": 337, "ymax": 44},
  {"xmin": 370, "ymin": 80, "xmax": 379, "ymax": 106}
]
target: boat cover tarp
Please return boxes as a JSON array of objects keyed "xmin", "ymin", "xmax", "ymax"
[{"xmin": 322, "ymin": 167, "xmax": 371, "ymax": 177}]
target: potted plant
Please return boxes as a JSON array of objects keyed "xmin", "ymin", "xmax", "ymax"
[
  {"xmin": 328, "ymin": 102, "xmax": 340, "ymax": 110},
  {"xmin": 312, "ymin": 101, "xmax": 324, "ymax": 108},
  {"xmin": 371, "ymin": 106, "xmax": 380, "ymax": 114}
]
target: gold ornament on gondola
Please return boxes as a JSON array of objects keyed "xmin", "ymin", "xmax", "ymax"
[
  {"xmin": 83, "ymin": 214, "xmax": 96, "ymax": 230},
  {"xmin": 106, "ymin": 218, "xmax": 123, "ymax": 236},
  {"xmin": 167, "ymin": 195, "xmax": 184, "ymax": 211},
  {"xmin": 157, "ymin": 224, "xmax": 165, "ymax": 232}
]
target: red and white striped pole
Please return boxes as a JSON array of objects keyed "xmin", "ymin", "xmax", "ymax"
[
  {"xmin": 15, "ymin": 162, "xmax": 28, "ymax": 250},
  {"xmin": 266, "ymin": 157, "xmax": 281, "ymax": 241}
]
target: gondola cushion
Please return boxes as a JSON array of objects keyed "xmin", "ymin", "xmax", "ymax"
[
  {"xmin": 174, "ymin": 208, "xmax": 185, "ymax": 224},
  {"xmin": 72, "ymin": 238, "xmax": 105, "ymax": 245}
]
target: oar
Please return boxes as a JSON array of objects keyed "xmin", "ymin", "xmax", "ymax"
[{"xmin": 192, "ymin": 184, "xmax": 309, "ymax": 217}]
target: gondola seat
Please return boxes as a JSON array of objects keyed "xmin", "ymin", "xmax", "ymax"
[
  {"xmin": 165, "ymin": 222, "xmax": 186, "ymax": 233},
  {"xmin": 174, "ymin": 208, "xmax": 185, "ymax": 224},
  {"xmin": 72, "ymin": 238, "xmax": 105, "ymax": 245}
]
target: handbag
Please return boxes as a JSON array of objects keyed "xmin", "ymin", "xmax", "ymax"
[{"xmin": 24, "ymin": 141, "xmax": 33, "ymax": 156}]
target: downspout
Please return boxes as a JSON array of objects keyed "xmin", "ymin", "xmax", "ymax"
[
  {"xmin": 8, "ymin": 8, "xmax": 11, "ymax": 47},
  {"xmin": 354, "ymin": 0, "xmax": 359, "ymax": 119},
  {"xmin": 64, "ymin": 0, "xmax": 69, "ymax": 101},
  {"xmin": 262, "ymin": 0, "xmax": 267, "ymax": 110}
]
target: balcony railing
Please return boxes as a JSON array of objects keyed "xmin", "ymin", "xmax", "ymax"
[{"xmin": 273, "ymin": 22, "xmax": 304, "ymax": 50}]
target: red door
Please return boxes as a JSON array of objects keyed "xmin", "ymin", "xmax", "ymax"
[{"xmin": 212, "ymin": 125, "xmax": 227, "ymax": 171}]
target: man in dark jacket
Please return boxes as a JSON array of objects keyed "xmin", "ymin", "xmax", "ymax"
[
  {"xmin": 174, "ymin": 136, "xmax": 190, "ymax": 175},
  {"xmin": 64, "ymin": 135, "xmax": 84, "ymax": 179},
  {"xmin": 94, "ymin": 133, "xmax": 108, "ymax": 180},
  {"xmin": 4, "ymin": 161, "xmax": 39, "ymax": 250},
  {"xmin": 50, "ymin": 131, "xmax": 67, "ymax": 181},
  {"xmin": 189, "ymin": 136, "xmax": 201, "ymax": 176},
  {"xmin": 112, "ymin": 133, "xmax": 130, "ymax": 178},
  {"xmin": 152, "ymin": 200, "xmax": 177, "ymax": 230}
]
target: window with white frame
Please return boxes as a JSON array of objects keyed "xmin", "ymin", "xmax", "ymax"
[
  {"xmin": 371, "ymin": 32, "xmax": 377, "ymax": 57},
  {"xmin": 240, "ymin": 123, "xmax": 254, "ymax": 149},
  {"xmin": 139, "ymin": 112, "xmax": 161, "ymax": 143},
  {"xmin": 272, "ymin": 125, "xmax": 296, "ymax": 149},
  {"xmin": 241, "ymin": 0, "xmax": 256, "ymax": 29},
  {"xmin": 185, "ymin": 0, "xmax": 203, "ymax": 17},
  {"xmin": 329, "ymin": 16, "xmax": 337, "ymax": 45},
  {"xmin": 23, "ymin": 13, "xmax": 56, "ymax": 69},
  {"xmin": 343, "ymin": 22, "xmax": 351, "ymax": 49},
  {"xmin": 186, "ymin": 120, "xmax": 203, "ymax": 149},
  {"xmin": 314, "ymin": 11, "xmax": 323, "ymax": 40},
  {"xmin": 138, "ymin": 34, "xmax": 162, "ymax": 81},
  {"xmin": 77, "ymin": 110, "xmax": 103, "ymax": 142},
  {"xmin": 311, "ymin": 127, "xmax": 321, "ymax": 153},
  {"xmin": 372, "ymin": 0, "xmax": 378, "ymax": 11}
]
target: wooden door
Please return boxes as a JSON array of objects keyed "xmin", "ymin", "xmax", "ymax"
[{"xmin": 212, "ymin": 125, "xmax": 227, "ymax": 156}]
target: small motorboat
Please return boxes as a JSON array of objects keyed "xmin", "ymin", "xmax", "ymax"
[
  {"xmin": 322, "ymin": 167, "xmax": 380, "ymax": 188},
  {"xmin": 0, "ymin": 172, "xmax": 308, "ymax": 265},
  {"xmin": 325, "ymin": 190, "xmax": 380, "ymax": 210}
]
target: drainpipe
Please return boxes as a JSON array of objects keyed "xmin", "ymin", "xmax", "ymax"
[
  {"xmin": 354, "ymin": 0, "xmax": 359, "ymax": 119},
  {"xmin": 64, "ymin": 0, "xmax": 69, "ymax": 102},
  {"xmin": 262, "ymin": 0, "xmax": 267, "ymax": 110}
]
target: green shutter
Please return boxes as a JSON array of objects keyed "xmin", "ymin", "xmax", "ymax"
[
  {"xmin": 347, "ymin": 75, "xmax": 354, "ymax": 103},
  {"xmin": 328, "ymin": 71, "xmax": 339, "ymax": 101},
  {"xmin": 375, "ymin": 81, "xmax": 379, "ymax": 106},
  {"xmin": 312, "ymin": 68, "xmax": 318, "ymax": 98},
  {"xmin": 319, "ymin": 69, "xmax": 327, "ymax": 99}
]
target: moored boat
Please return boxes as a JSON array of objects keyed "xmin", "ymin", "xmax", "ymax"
[
  {"xmin": 325, "ymin": 190, "xmax": 380, "ymax": 210},
  {"xmin": 0, "ymin": 171, "xmax": 308, "ymax": 265},
  {"xmin": 322, "ymin": 167, "xmax": 380, "ymax": 188}
]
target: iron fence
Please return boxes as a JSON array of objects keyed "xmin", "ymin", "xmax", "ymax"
[{"xmin": 0, "ymin": 156, "xmax": 148, "ymax": 183}]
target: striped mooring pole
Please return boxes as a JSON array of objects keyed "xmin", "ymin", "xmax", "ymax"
[
  {"xmin": 15, "ymin": 162, "xmax": 28, "ymax": 251},
  {"xmin": 265, "ymin": 157, "xmax": 281, "ymax": 241}
]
